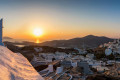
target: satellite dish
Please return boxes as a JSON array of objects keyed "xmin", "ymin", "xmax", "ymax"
[{"xmin": 105, "ymin": 48, "xmax": 112, "ymax": 56}]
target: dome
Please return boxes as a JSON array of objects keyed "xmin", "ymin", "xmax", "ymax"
[{"xmin": 105, "ymin": 48, "xmax": 112, "ymax": 56}]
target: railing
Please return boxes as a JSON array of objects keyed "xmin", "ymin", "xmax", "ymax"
[
  {"xmin": 42, "ymin": 71, "xmax": 50, "ymax": 77},
  {"xmin": 68, "ymin": 74, "xmax": 72, "ymax": 80},
  {"xmin": 55, "ymin": 70, "xmax": 69, "ymax": 80},
  {"xmin": 48, "ymin": 73, "xmax": 57, "ymax": 80},
  {"xmin": 39, "ymin": 67, "xmax": 49, "ymax": 73}
]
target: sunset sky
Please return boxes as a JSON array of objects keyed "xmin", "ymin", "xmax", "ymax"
[{"xmin": 0, "ymin": 0, "xmax": 120, "ymax": 42}]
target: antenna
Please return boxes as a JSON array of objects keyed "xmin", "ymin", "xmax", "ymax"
[{"xmin": 82, "ymin": 40, "xmax": 85, "ymax": 50}]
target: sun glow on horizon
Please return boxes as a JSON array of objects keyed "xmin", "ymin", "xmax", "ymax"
[
  {"xmin": 36, "ymin": 39, "xmax": 40, "ymax": 43},
  {"xmin": 33, "ymin": 27, "xmax": 43, "ymax": 37},
  {"xmin": 33, "ymin": 27, "xmax": 43, "ymax": 43}
]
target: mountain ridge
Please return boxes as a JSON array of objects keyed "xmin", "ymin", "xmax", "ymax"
[
  {"xmin": 3, "ymin": 35, "xmax": 114, "ymax": 48},
  {"xmin": 38, "ymin": 35, "xmax": 114, "ymax": 48}
]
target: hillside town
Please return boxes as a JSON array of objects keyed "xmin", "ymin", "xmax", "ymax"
[
  {"xmin": 28, "ymin": 40, "xmax": 120, "ymax": 80},
  {"xmin": 9, "ymin": 38, "xmax": 119, "ymax": 80},
  {"xmin": 2, "ymin": 39, "xmax": 120, "ymax": 80}
]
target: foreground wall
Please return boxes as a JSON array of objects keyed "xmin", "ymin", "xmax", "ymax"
[{"xmin": 0, "ymin": 46, "xmax": 44, "ymax": 80}]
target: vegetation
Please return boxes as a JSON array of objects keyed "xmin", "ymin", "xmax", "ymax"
[
  {"xmin": 86, "ymin": 75, "xmax": 119, "ymax": 80},
  {"xmin": 106, "ymin": 54, "xmax": 115, "ymax": 60},
  {"xmin": 94, "ymin": 53, "xmax": 106, "ymax": 60},
  {"xmin": 93, "ymin": 47, "xmax": 115, "ymax": 60}
]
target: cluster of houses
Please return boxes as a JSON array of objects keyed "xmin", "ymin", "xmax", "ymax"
[
  {"xmin": 30, "ymin": 46, "xmax": 120, "ymax": 80},
  {"xmin": 27, "ymin": 38, "xmax": 120, "ymax": 79},
  {"xmin": 100, "ymin": 39, "xmax": 120, "ymax": 55}
]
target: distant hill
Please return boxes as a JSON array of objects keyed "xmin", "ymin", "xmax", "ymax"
[
  {"xmin": 3, "ymin": 37, "xmax": 13, "ymax": 39},
  {"xmin": 3, "ymin": 35, "xmax": 114, "ymax": 48},
  {"xmin": 38, "ymin": 35, "xmax": 114, "ymax": 48}
]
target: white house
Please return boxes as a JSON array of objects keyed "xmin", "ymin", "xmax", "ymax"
[
  {"xmin": 86, "ymin": 54, "xmax": 94, "ymax": 59},
  {"xmin": 34, "ymin": 47, "xmax": 43, "ymax": 52}
]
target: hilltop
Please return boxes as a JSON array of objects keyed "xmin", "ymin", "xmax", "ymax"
[{"xmin": 38, "ymin": 35, "xmax": 114, "ymax": 48}]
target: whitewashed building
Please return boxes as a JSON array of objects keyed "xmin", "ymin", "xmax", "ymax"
[{"xmin": 0, "ymin": 19, "xmax": 4, "ymax": 46}]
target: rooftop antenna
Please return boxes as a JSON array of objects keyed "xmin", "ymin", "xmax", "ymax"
[
  {"xmin": 0, "ymin": 18, "xmax": 4, "ymax": 46},
  {"xmin": 82, "ymin": 40, "xmax": 85, "ymax": 50}
]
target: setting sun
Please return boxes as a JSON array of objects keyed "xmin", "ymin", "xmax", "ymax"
[{"xmin": 33, "ymin": 28, "xmax": 43, "ymax": 37}]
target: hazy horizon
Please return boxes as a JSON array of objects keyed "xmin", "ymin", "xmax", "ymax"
[
  {"xmin": 3, "ymin": 34, "xmax": 116, "ymax": 43},
  {"xmin": 1, "ymin": 0, "xmax": 120, "ymax": 42}
]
